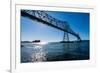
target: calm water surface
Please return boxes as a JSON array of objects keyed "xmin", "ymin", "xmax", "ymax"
[{"xmin": 21, "ymin": 41, "xmax": 89, "ymax": 63}]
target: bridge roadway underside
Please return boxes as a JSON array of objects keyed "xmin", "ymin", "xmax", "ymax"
[{"xmin": 21, "ymin": 11, "xmax": 81, "ymax": 41}]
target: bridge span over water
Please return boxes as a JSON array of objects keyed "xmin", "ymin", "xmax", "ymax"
[{"xmin": 21, "ymin": 10, "xmax": 81, "ymax": 42}]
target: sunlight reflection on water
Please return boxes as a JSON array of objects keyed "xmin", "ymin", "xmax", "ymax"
[
  {"xmin": 30, "ymin": 44, "xmax": 47, "ymax": 62},
  {"xmin": 21, "ymin": 41, "xmax": 89, "ymax": 63}
]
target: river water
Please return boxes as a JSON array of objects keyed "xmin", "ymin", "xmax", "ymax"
[{"xmin": 21, "ymin": 41, "xmax": 89, "ymax": 63}]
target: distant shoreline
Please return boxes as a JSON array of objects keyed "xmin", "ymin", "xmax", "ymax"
[{"xmin": 21, "ymin": 40, "xmax": 89, "ymax": 43}]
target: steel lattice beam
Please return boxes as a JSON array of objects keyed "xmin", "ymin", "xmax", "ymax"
[{"xmin": 21, "ymin": 10, "xmax": 81, "ymax": 41}]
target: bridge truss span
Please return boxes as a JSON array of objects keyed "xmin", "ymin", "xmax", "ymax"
[{"xmin": 21, "ymin": 9, "xmax": 81, "ymax": 41}]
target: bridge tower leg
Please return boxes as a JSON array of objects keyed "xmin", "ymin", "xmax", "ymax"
[{"xmin": 63, "ymin": 32, "xmax": 69, "ymax": 42}]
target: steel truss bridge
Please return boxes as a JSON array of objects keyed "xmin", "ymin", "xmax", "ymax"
[{"xmin": 21, "ymin": 10, "xmax": 81, "ymax": 42}]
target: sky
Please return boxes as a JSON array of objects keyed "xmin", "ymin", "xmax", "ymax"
[{"xmin": 21, "ymin": 10, "xmax": 90, "ymax": 42}]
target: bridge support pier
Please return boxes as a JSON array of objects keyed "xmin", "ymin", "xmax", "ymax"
[{"xmin": 63, "ymin": 32, "xmax": 69, "ymax": 42}]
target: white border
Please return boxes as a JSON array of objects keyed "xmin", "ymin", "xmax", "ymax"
[{"xmin": 11, "ymin": 4, "xmax": 96, "ymax": 73}]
